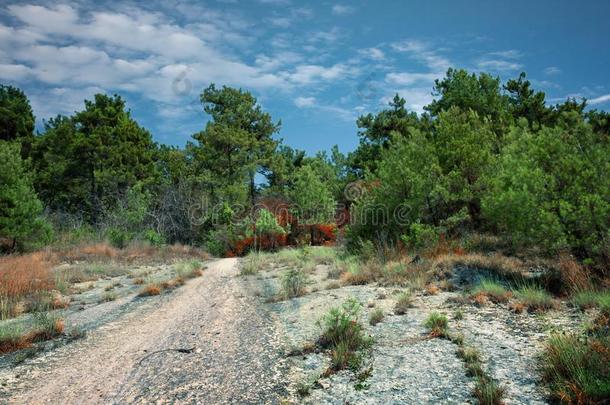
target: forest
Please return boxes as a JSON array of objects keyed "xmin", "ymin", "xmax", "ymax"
[{"xmin": 1, "ymin": 69, "xmax": 609, "ymax": 273}]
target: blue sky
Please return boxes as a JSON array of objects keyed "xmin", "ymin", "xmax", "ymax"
[{"xmin": 1, "ymin": 1, "xmax": 609, "ymax": 155}]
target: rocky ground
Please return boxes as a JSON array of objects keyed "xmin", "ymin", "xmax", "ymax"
[{"xmin": 0, "ymin": 249, "xmax": 593, "ymax": 404}]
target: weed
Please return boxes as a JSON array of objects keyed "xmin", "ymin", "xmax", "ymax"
[
  {"xmin": 295, "ymin": 374, "xmax": 319, "ymax": 397},
  {"xmin": 133, "ymin": 277, "xmax": 145, "ymax": 285},
  {"xmin": 281, "ymin": 269, "xmax": 307, "ymax": 298},
  {"xmin": 454, "ymin": 309, "xmax": 464, "ymax": 321},
  {"xmin": 368, "ymin": 308, "xmax": 384, "ymax": 326},
  {"xmin": 394, "ymin": 290, "xmax": 413, "ymax": 315},
  {"xmin": 515, "ymin": 285, "xmax": 556, "ymax": 312},
  {"xmin": 424, "ymin": 311, "xmax": 449, "ymax": 338}
]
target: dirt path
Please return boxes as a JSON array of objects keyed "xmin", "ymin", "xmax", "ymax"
[{"xmin": 0, "ymin": 258, "xmax": 288, "ymax": 404}]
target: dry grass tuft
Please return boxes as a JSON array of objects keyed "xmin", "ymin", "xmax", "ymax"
[
  {"xmin": 425, "ymin": 284, "xmax": 439, "ymax": 295},
  {"xmin": 138, "ymin": 284, "xmax": 161, "ymax": 297}
]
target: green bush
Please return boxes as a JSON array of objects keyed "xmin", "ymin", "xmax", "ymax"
[
  {"xmin": 107, "ymin": 227, "xmax": 131, "ymax": 249},
  {"xmin": 318, "ymin": 298, "xmax": 372, "ymax": 371},
  {"xmin": 281, "ymin": 268, "xmax": 307, "ymax": 298},
  {"xmin": 401, "ymin": 222, "xmax": 441, "ymax": 250},
  {"xmin": 142, "ymin": 229, "xmax": 165, "ymax": 246}
]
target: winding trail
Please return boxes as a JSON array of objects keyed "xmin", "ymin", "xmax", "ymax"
[{"xmin": 0, "ymin": 258, "xmax": 288, "ymax": 404}]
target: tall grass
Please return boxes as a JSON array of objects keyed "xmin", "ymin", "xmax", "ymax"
[
  {"xmin": 540, "ymin": 333, "xmax": 609, "ymax": 403},
  {"xmin": 0, "ymin": 253, "xmax": 55, "ymax": 320}
]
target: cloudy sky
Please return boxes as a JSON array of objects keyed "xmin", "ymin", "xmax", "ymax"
[{"xmin": 1, "ymin": 0, "xmax": 609, "ymax": 153}]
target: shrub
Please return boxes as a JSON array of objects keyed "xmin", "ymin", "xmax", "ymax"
[
  {"xmin": 401, "ymin": 222, "xmax": 441, "ymax": 250},
  {"xmin": 515, "ymin": 285, "xmax": 556, "ymax": 311},
  {"xmin": 142, "ymin": 229, "xmax": 165, "ymax": 246},
  {"xmin": 368, "ymin": 308, "xmax": 384, "ymax": 326},
  {"xmin": 540, "ymin": 333, "xmax": 610, "ymax": 403},
  {"xmin": 394, "ymin": 290, "xmax": 413, "ymax": 315},
  {"xmin": 107, "ymin": 228, "xmax": 131, "ymax": 249},
  {"xmin": 281, "ymin": 269, "xmax": 307, "ymax": 299},
  {"xmin": 318, "ymin": 298, "xmax": 372, "ymax": 372},
  {"xmin": 424, "ymin": 311, "xmax": 449, "ymax": 338}
]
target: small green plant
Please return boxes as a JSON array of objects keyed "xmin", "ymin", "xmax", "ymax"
[
  {"xmin": 368, "ymin": 308, "xmax": 384, "ymax": 326},
  {"xmin": 454, "ymin": 309, "xmax": 464, "ymax": 321},
  {"xmin": 281, "ymin": 268, "xmax": 307, "ymax": 298},
  {"xmin": 515, "ymin": 285, "xmax": 555, "ymax": 311},
  {"xmin": 394, "ymin": 290, "xmax": 413, "ymax": 315},
  {"xmin": 424, "ymin": 311, "xmax": 449, "ymax": 338},
  {"xmin": 295, "ymin": 374, "xmax": 319, "ymax": 397},
  {"xmin": 99, "ymin": 291, "xmax": 117, "ymax": 303}
]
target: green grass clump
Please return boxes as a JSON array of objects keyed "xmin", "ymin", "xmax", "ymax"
[
  {"xmin": 240, "ymin": 252, "xmax": 266, "ymax": 275},
  {"xmin": 368, "ymin": 308, "xmax": 384, "ymax": 326},
  {"xmin": 571, "ymin": 290, "xmax": 610, "ymax": 311},
  {"xmin": 394, "ymin": 290, "xmax": 413, "ymax": 315},
  {"xmin": 540, "ymin": 333, "xmax": 609, "ymax": 403},
  {"xmin": 424, "ymin": 311, "xmax": 449, "ymax": 338},
  {"xmin": 99, "ymin": 291, "xmax": 117, "ymax": 303},
  {"xmin": 175, "ymin": 259, "xmax": 204, "ymax": 279},
  {"xmin": 471, "ymin": 280, "xmax": 511, "ymax": 303},
  {"xmin": 318, "ymin": 298, "xmax": 372, "ymax": 372},
  {"xmin": 473, "ymin": 377, "xmax": 506, "ymax": 405},
  {"xmin": 515, "ymin": 285, "xmax": 555, "ymax": 311},
  {"xmin": 281, "ymin": 268, "xmax": 308, "ymax": 298}
]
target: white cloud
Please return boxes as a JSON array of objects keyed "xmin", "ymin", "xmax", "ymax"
[
  {"xmin": 391, "ymin": 39, "xmax": 450, "ymax": 72},
  {"xmin": 544, "ymin": 66, "xmax": 561, "ymax": 75},
  {"xmin": 359, "ymin": 47, "xmax": 385, "ymax": 61},
  {"xmin": 477, "ymin": 59, "xmax": 522, "ymax": 71},
  {"xmin": 386, "ymin": 72, "xmax": 439, "ymax": 86},
  {"xmin": 331, "ymin": 5, "xmax": 354, "ymax": 15},
  {"xmin": 488, "ymin": 50, "xmax": 522, "ymax": 59},
  {"xmin": 589, "ymin": 94, "xmax": 610, "ymax": 105},
  {"xmin": 284, "ymin": 63, "xmax": 354, "ymax": 85},
  {"xmin": 294, "ymin": 96, "xmax": 315, "ymax": 107}
]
